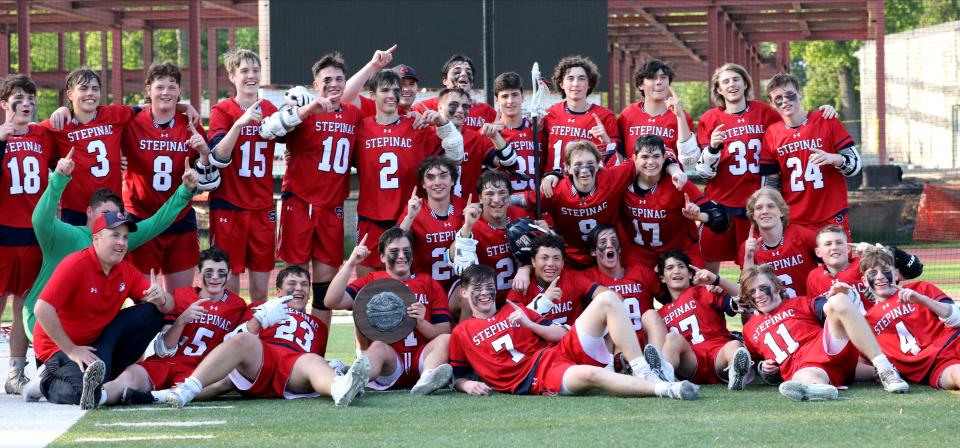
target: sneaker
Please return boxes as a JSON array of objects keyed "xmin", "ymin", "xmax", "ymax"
[
  {"xmin": 643, "ymin": 344, "xmax": 670, "ymax": 382},
  {"xmin": 121, "ymin": 387, "xmax": 157, "ymax": 405},
  {"xmin": 728, "ymin": 347, "xmax": 751, "ymax": 391},
  {"xmin": 332, "ymin": 355, "xmax": 370, "ymax": 407},
  {"xmin": 23, "ymin": 365, "xmax": 45, "ymax": 402},
  {"xmin": 877, "ymin": 367, "xmax": 910, "ymax": 394},
  {"xmin": 613, "ymin": 353, "xmax": 632, "ymax": 376},
  {"xmin": 5, "ymin": 368, "xmax": 29, "ymax": 395},
  {"xmin": 411, "ymin": 364, "xmax": 452, "ymax": 396},
  {"xmin": 662, "ymin": 381, "xmax": 700, "ymax": 400},
  {"xmin": 79, "ymin": 360, "xmax": 105, "ymax": 410},
  {"xmin": 327, "ymin": 358, "xmax": 349, "ymax": 376},
  {"xmin": 165, "ymin": 383, "xmax": 198, "ymax": 409},
  {"xmin": 778, "ymin": 381, "xmax": 838, "ymax": 401}
]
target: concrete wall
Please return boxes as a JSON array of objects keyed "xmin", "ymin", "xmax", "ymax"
[{"xmin": 859, "ymin": 21, "xmax": 960, "ymax": 169}]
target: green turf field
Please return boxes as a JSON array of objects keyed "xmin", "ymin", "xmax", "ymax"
[{"xmin": 52, "ymin": 323, "xmax": 960, "ymax": 448}]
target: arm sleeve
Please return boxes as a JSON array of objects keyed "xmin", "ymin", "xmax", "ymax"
[
  {"xmin": 128, "ymin": 184, "xmax": 195, "ymax": 250},
  {"xmin": 32, "ymin": 172, "xmax": 87, "ymax": 252}
]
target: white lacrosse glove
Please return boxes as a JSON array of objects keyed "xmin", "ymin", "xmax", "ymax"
[
  {"xmin": 449, "ymin": 235, "xmax": 479, "ymax": 275},
  {"xmin": 284, "ymin": 86, "xmax": 315, "ymax": 107},
  {"xmin": 527, "ymin": 293, "xmax": 554, "ymax": 315},
  {"xmin": 253, "ymin": 296, "xmax": 293, "ymax": 328}
]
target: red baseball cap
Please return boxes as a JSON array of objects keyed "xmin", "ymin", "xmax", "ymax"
[{"xmin": 92, "ymin": 210, "xmax": 138, "ymax": 234}]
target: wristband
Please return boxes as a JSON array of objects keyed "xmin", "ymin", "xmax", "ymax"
[{"xmin": 712, "ymin": 276, "xmax": 721, "ymax": 287}]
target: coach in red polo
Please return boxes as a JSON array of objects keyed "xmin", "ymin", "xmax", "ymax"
[{"xmin": 32, "ymin": 211, "xmax": 171, "ymax": 408}]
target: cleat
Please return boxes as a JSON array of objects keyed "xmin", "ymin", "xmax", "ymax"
[
  {"xmin": 728, "ymin": 347, "xmax": 751, "ymax": 391},
  {"xmin": 332, "ymin": 355, "xmax": 370, "ymax": 407},
  {"xmin": 5, "ymin": 368, "xmax": 29, "ymax": 395},
  {"xmin": 165, "ymin": 383, "xmax": 197, "ymax": 409},
  {"xmin": 411, "ymin": 364, "xmax": 452, "ymax": 396},
  {"xmin": 663, "ymin": 381, "xmax": 699, "ymax": 400},
  {"xmin": 23, "ymin": 365, "xmax": 45, "ymax": 402},
  {"xmin": 327, "ymin": 358, "xmax": 349, "ymax": 376},
  {"xmin": 778, "ymin": 381, "xmax": 838, "ymax": 401},
  {"xmin": 613, "ymin": 353, "xmax": 632, "ymax": 376},
  {"xmin": 79, "ymin": 360, "xmax": 105, "ymax": 410},
  {"xmin": 877, "ymin": 367, "xmax": 909, "ymax": 394},
  {"xmin": 121, "ymin": 387, "xmax": 157, "ymax": 405},
  {"xmin": 643, "ymin": 344, "xmax": 670, "ymax": 382}
]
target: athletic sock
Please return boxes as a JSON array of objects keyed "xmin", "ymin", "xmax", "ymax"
[
  {"xmin": 628, "ymin": 357, "xmax": 649, "ymax": 373},
  {"xmin": 872, "ymin": 354, "xmax": 894, "ymax": 372},
  {"xmin": 9, "ymin": 357, "xmax": 26, "ymax": 370},
  {"xmin": 653, "ymin": 382, "xmax": 670, "ymax": 397},
  {"xmin": 98, "ymin": 389, "xmax": 108, "ymax": 406},
  {"xmin": 183, "ymin": 376, "xmax": 203, "ymax": 394}
]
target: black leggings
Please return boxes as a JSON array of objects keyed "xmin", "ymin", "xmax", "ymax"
[{"xmin": 41, "ymin": 303, "xmax": 164, "ymax": 405}]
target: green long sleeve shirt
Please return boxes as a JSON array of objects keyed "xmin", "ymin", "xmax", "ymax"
[{"xmin": 23, "ymin": 171, "xmax": 196, "ymax": 340}]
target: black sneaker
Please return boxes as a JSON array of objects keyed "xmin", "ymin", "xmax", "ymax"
[{"xmin": 121, "ymin": 387, "xmax": 157, "ymax": 405}]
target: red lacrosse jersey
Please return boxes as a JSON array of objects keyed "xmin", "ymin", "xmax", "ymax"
[
  {"xmin": 453, "ymin": 127, "xmax": 493, "ymax": 199},
  {"xmin": 0, "ymin": 124, "xmax": 56, "ymax": 228},
  {"xmin": 280, "ymin": 103, "xmax": 362, "ymax": 208},
  {"xmin": 527, "ymin": 162, "xmax": 635, "ymax": 267},
  {"xmin": 499, "ymin": 119, "xmax": 538, "ymax": 193},
  {"xmin": 32, "ymin": 246, "xmax": 151, "ymax": 361},
  {"xmin": 620, "ymin": 176, "xmax": 706, "ymax": 266},
  {"xmin": 742, "ymin": 294, "xmax": 827, "ymax": 379},
  {"xmin": 207, "ymin": 98, "xmax": 280, "ymax": 210},
  {"xmin": 150, "ymin": 287, "xmax": 248, "ymax": 366},
  {"xmin": 738, "ymin": 224, "xmax": 818, "ymax": 298},
  {"xmin": 42, "ymin": 105, "xmax": 135, "ymax": 213},
  {"xmin": 121, "ymin": 111, "xmax": 202, "ymax": 219},
  {"xmin": 473, "ymin": 207, "xmax": 530, "ymax": 301},
  {"xmin": 618, "ymin": 102, "xmax": 695, "ymax": 161},
  {"xmin": 359, "ymin": 96, "xmax": 408, "ymax": 118},
  {"xmin": 449, "ymin": 303, "xmax": 551, "ymax": 393},
  {"xmin": 585, "ymin": 264, "xmax": 660, "ymax": 336},
  {"xmin": 412, "ymin": 97, "xmax": 498, "ymax": 133},
  {"xmin": 397, "ymin": 197, "xmax": 467, "ymax": 289},
  {"xmin": 256, "ymin": 307, "xmax": 325, "ymax": 356},
  {"xmin": 760, "ymin": 109, "xmax": 855, "ymax": 227},
  {"xmin": 696, "ymin": 101, "xmax": 781, "ymax": 207},
  {"xmin": 347, "ymin": 271, "xmax": 452, "ymax": 354},
  {"xmin": 864, "ymin": 281, "xmax": 957, "ymax": 383},
  {"xmin": 354, "ymin": 116, "xmax": 443, "ymax": 221},
  {"xmin": 658, "ymin": 286, "xmax": 735, "ymax": 346},
  {"xmin": 806, "ymin": 257, "xmax": 873, "ymax": 311},
  {"xmin": 506, "ymin": 269, "xmax": 600, "ymax": 325},
  {"xmin": 541, "ymin": 102, "xmax": 620, "ymax": 171}
]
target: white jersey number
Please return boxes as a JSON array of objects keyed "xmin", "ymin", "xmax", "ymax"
[
  {"xmin": 631, "ymin": 220, "xmax": 663, "ymax": 247},
  {"xmin": 152, "ymin": 155, "xmax": 173, "ymax": 192},
  {"xmin": 182, "ymin": 327, "xmax": 215, "ymax": 357},
  {"xmin": 379, "ymin": 152, "xmax": 399, "ymax": 189},
  {"xmin": 762, "ymin": 323, "xmax": 801, "ymax": 364},
  {"xmin": 726, "ymin": 139, "xmax": 761, "ymax": 176},
  {"xmin": 274, "ymin": 318, "xmax": 315, "ymax": 352},
  {"xmin": 318, "ymin": 136, "xmax": 350, "ymax": 174},
  {"xmin": 895, "ymin": 321, "xmax": 922, "ymax": 355},
  {"xmin": 492, "ymin": 334, "xmax": 525, "ymax": 363},
  {"xmin": 6, "ymin": 156, "xmax": 41, "ymax": 194},
  {"xmin": 670, "ymin": 315, "xmax": 705, "ymax": 345},
  {"xmin": 622, "ymin": 297, "xmax": 643, "ymax": 332},
  {"xmin": 86, "ymin": 140, "xmax": 110, "ymax": 178},
  {"xmin": 785, "ymin": 156, "xmax": 824, "ymax": 192},
  {"xmin": 239, "ymin": 141, "xmax": 268, "ymax": 178}
]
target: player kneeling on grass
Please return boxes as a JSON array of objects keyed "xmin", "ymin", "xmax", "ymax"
[
  {"xmin": 164, "ymin": 265, "xmax": 370, "ymax": 408},
  {"xmin": 859, "ymin": 248, "xmax": 960, "ymax": 390},
  {"xmin": 98, "ymin": 247, "xmax": 247, "ymax": 406},
  {"xmin": 325, "ymin": 227, "xmax": 454, "ymax": 396},
  {"xmin": 449, "ymin": 264, "xmax": 699, "ymax": 399},
  {"xmin": 739, "ymin": 264, "xmax": 909, "ymax": 401},
  {"xmin": 654, "ymin": 250, "xmax": 753, "ymax": 390}
]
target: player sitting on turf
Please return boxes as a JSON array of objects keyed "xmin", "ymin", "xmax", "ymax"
[
  {"xmin": 99, "ymin": 247, "xmax": 247, "ymax": 406},
  {"xmin": 583, "ymin": 225, "xmax": 673, "ymax": 363},
  {"xmin": 739, "ymin": 264, "xmax": 909, "ymax": 401},
  {"xmin": 507, "ymin": 233, "xmax": 675, "ymax": 382},
  {"xmin": 740, "ymin": 187, "xmax": 818, "ymax": 298},
  {"xmin": 450, "ymin": 264, "xmax": 698, "ymax": 399},
  {"xmin": 654, "ymin": 250, "xmax": 753, "ymax": 390},
  {"xmin": 806, "ymin": 224, "xmax": 923, "ymax": 310},
  {"xmin": 164, "ymin": 265, "xmax": 370, "ymax": 408},
  {"xmin": 325, "ymin": 227, "xmax": 454, "ymax": 396},
  {"xmin": 620, "ymin": 135, "xmax": 727, "ymax": 268},
  {"xmin": 412, "ymin": 53, "xmax": 498, "ymax": 132},
  {"xmin": 859, "ymin": 248, "xmax": 960, "ymax": 390}
]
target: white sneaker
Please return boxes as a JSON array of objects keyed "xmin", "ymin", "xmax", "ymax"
[
  {"xmin": 411, "ymin": 364, "xmax": 452, "ymax": 396},
  {"xmin": 165, "ymin": 383, "xmax": 198, "ymax": 409},
  {"xmin": 332, "ymin": 355, "xmax": 370, "ymax": 407},
  {"xmin": 877, "ymin": 367, "xmax": 910, "ymax": 394},
  {"xmin": 778, "ymin": 381, "xmax": 838, "ymax": 401},
  {"xmin": 327, "ymin": 358, "xmax": 349, "ymax": 376},
  {"xmin": 728, "ymin": 347, "xmax": 751, "ymax": 391},
  {"xmin": 643, "ymin": 345, "xmax": 672, "ymax": 382},
  {"xmin": 23, "ymin": 365, "xmax": 45, "ymax": 402},
  {"xmin": 661, "ymin": 381, "xmax": 699, "ymax": 400},
  {"xmin": 79, "ymin": 360, "xmax": 105, "ymax": 410}
]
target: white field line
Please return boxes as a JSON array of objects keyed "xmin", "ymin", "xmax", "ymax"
[
  {"xmin": 111, "ymin": 404, "xmax": 235, "ymax": 412},
  {"xmin": 74, "ymin": 434, "xmax": 215, "ymax": 442},
  {"xmin": 95, "ymin": 419, "xmax": 226, "ymax": 427}
]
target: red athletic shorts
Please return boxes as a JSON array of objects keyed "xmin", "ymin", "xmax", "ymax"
[
  {"xmin": 0, "ymin": 245, "xmax": 42, "ymax": 297},
  {"xmin": 368, "ymin": 345, "xmax": 427, "ymax": 391},
  {"xmin": 210, "ymin": 207, "xmax": 276, "ymax": 273},
  {"xmin": 357, "ymin": 218, "xmax": 395, "ymax": 270},
  {"xmin": 690, "ymin": 338, "xmax": 735, "ymax": 384},
  {"xmin": 784, "ymin": 326, "xmax": 859, "ymax": 386},
  {"xmin": 928, "ymin": 340, "xmax": 960, "ymax": 389},
  {"xmin": 129, "ymin": 231, "xmax": 200, "ymax": 275},
  {"xmin": 276, "ymin": 195, "xmax": 344, "ymax": 267},
  {"xmin": 138, "ymin": 358, "xmax": 198, "ymax": 390},
  {"xmin": 230, "ymin": 343, "xmax": 316, "ymax": 399},
  {"xmin": 530, "ymin": 325, "xmax": 610, "ymax": 396},
  {"xmin": 700, "ymin": 215, "xmax": 751, "ymax": 264}
]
